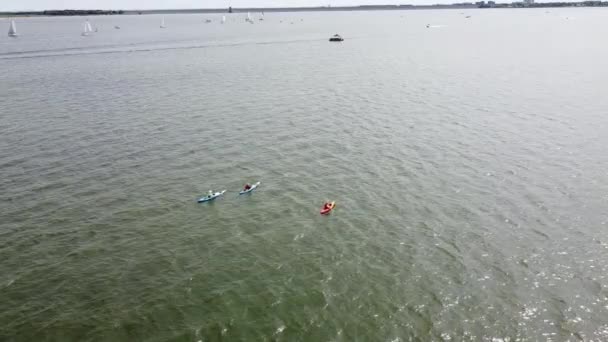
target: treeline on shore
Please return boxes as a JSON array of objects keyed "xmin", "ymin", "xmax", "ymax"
[
  {"xmin": 481, "ymin": 1, "xmax": 608, "ymax": 7},
  {"xmin": 3, "ymin": 2, "xmax": 608, "ymax": 16},
  {"xmin": 1, "ymin": 10, "xmax": 124, "ymax": 16}
]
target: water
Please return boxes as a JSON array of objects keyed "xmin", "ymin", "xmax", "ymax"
[{"xmin": 2, "ymin": 9, "xmax": 608, "ymax": 341}]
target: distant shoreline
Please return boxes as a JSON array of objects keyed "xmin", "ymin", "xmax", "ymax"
[{"xmin": 2, "ymin": 2, "xmax": 607, "ymax": 17}]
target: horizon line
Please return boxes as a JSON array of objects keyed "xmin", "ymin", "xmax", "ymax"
[
  {"xmin": 0, "ymin": 1, "xmax": 594, "ymax": 13},
  {"xmin": 1, "ymin": 4, "xmax": 473, "ymax": 14}
]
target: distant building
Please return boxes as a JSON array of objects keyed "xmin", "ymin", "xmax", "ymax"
[
  {"xmin": 488, "ymin": 0, "xmax": 496, "ymax": 5},
  {"xmin": 524, "ymin": 0, "xmax": 534, "ymax": 3},
  {"xmin": 476, "ymin": 1, "xmax": 486, "ymax": 5},
  {"xmin": 228, "ymin": 6, "xmax": 232, "ymax": 13}
]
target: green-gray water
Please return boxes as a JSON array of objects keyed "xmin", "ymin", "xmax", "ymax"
[{"xmin": 2, "ymin": 9, "xmax": 608, "ymax": 341}]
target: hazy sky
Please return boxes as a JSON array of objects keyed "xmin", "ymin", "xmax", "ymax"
[{"xmin": 4, "ymin": 0, "xmax": 450, "ymax": 12}]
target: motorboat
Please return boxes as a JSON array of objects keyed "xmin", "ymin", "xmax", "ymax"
[{"xmin": 329, "ymin": 34, "xmax": 344, "ymax": 42}]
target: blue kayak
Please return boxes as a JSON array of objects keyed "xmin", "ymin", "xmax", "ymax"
[
  {"xmin": 197, "ymin": 190, "xmax": 226, "ymax": 203},
  {"xmin": 239, "ymin": 182, "xmax": 261, "ymax": 195}
]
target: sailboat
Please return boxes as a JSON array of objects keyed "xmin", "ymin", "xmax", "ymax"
[
  {"xmin": 82, "ymin": 20, "xmax": 93, "ymax": 36},
  {"xmin": 246, "ymin": 12, "xmax": 253, "ymax": 23},
  {"xmin": 221, "ymin": 15, "xmax": 226, "ymax": 24},
  {"xmin": 160, "ymin": 17, "xmax": 166, "ymax": 28},
  {"xmin": 8, "ymin": 19, "xmax": 17, "ymax": 37}
]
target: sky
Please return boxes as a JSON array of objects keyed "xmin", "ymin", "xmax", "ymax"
[{"xmin": 3, "ymin": 0, "xmax": 452, "ymax": 12}]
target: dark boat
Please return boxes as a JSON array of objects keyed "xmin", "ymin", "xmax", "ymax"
[{"xmin": 329, "ymin": 34, "xmax": 344, "ymax": 42}]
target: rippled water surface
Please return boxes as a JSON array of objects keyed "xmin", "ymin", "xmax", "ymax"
[{"xmin": 2, "ymin": 8, "xmax": 608, "ymax": 341}]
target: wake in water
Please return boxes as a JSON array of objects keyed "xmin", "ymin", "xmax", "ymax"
[{"xmin": 0, "ymin": 37, "xmax": 325, "ymax": 60}]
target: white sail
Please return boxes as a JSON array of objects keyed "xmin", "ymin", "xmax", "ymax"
[
  {"xmin": 8, "ymin": 20, "xmax": 17, "ymax": 37},
  {"xmin": 247, "ymin": 12, "xmax": 252, "ymax": 21},
  {"xmin": 221, "ymin": 16, "xmax": 226, "ymax": 24},
  {"xmin": 160, "ymin": 17, "xmax": 166, "ymax": 28},
  {"xmin": 82, "ymin": 20, "xmax": 92, "ymax": 36}
]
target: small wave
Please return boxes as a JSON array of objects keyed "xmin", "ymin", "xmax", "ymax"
[{"xmin": 274, "ymin": 325, "xmax": 286, "ymax": 334}]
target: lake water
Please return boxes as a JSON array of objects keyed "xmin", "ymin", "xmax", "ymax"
[{"xmin": 2, "ymin": 8, "xmax": 608, "ymax": 341}]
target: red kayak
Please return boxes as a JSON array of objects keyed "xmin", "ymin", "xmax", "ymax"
[{"xmin": 320, "ymin": 201, "xmax": 336, "ymax": 215}]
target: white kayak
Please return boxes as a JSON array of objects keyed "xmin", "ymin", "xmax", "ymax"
[
  {"xmin": 197, "ymin": 190, "xmax": 226, "ymax": 203},
  {"xmin": 239, "ymin": 182, "xmax": 261, "ymax": 195}
]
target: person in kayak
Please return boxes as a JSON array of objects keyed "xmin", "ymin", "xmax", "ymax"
[
  {"xmin": 244, "ymin": 184, "xmax": 251, "ymax": 191},
  {"xmin": 323, "ymin": 202, "xmax": 332, "ymax": 210},
  {"xmin": 208, "ymin": 190, "xmax": 213, "ymax": 197}
]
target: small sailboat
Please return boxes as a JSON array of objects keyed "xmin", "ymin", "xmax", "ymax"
[
  {"xmin": 160, "ymin": 17, "xmax": 166, "ymax": 28},
  {"xmin": 221, "ymin": 15, "xmax": 226, "ymax": 24},
  {"xmin": 8, "ymin": 19, "xmax": 17, "ymax": 37},
  {"xmin": 82, "ymin": 20, "xmax": 93, "ymax": 36},
  {"xmin": 246, "ymin": 12, "xmax": 253, "ymax": 23}
]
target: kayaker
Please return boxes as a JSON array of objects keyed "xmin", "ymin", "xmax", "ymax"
[
  {"xmin": 244, "ymin": 184, "xmax": 251, "ymax": 191},
  {"xmin": 323, "ymin": 202, "xmax": 332, "ymax": 210},
  {"xmin": 208, "ymin": 190, "xmax": 213, "ymax": 197}
]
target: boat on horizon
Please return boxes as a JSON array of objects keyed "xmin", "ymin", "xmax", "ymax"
[
  {"xmin": 82, "ymin": 20, "xmax": 93, "ymax": 36},
  {"xmin": 160, "ymin": 17, "xmax": 166, "ymax": 28},
  {"xmin": 8, "ymin": 19, "xmax": 18, "ymax": 37}
]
